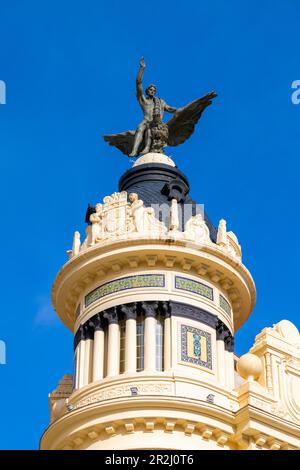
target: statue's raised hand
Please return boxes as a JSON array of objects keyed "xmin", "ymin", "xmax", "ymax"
[{"xmin": 139, "ymin": 57, "xmax": 146, "ymax": 68}]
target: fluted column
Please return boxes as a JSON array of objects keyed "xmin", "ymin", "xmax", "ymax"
[
  {"xmin": 143, "ymin": 302, "xmax": 158, "ymax": 371},
  {"xmin": 104, "ymin": 308, "xmax": 120, "ymax": 377},
  {"xmin": 216, "ymin": 321, "xmax": 227, "ymax": 386},
  {"xmin": 121, "ymin": 304, "xmax": 137, "ymax": 373},
  {"xmin": 162, "ymin": 302, "xmax": 171, "ymax": 371},
  {"xmin": 78, "ymin": 325, "xmax": 86, "ymax": 388},
  {"xmin": 83, "ymin": 323, "xmax": 93, "ymax": 386},
  {"xmin": 92, "ymin": 314, "xmax": 105, "ymax": 382},
  {"xmin": 225, "ymin": 334, "xmax": 235, "ymax": 389}
]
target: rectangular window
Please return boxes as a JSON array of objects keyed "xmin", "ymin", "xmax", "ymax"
[
  {"xmin": 119, "ymin": 321, "xmax": 126, "ymax": 374},
  {"xmin": 136, "ymin": 314, "xmax": 145, "ymax": 372},
  {"xmin": 155, "ymin": 315, "xmax": 164, "ymax": 371}
]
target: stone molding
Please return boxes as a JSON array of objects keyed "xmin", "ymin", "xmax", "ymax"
[{"xmin": 42, "ymin": 395, "xmax": 299, "ymax": 450}]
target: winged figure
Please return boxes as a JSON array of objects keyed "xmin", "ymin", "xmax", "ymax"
[{"xmin": 103, "ymin": 57, "xmax": 217, "ymax": 157}]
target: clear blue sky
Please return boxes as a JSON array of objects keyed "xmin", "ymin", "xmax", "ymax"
[{"xmin": 0, "ymin": 0, "xmax": 299, "ymax": 449}]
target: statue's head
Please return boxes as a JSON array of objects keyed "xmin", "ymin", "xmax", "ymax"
[
  {"xmin": 146, "ymin": 84, "xmax": 156, "ymax": 97},
  {"xmin": 129, "ymin": 193, "xmax": 138, "ymax": 203}
]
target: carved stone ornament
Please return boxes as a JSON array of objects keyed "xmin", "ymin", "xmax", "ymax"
[
  {"xmin": 69, "ymin": 192, "xmax": 243, "ymax": 257},
  {"xmin": 184, "ymin": 213, "xmax": 210, "ymax": 243},
  {"xmin": 71, "ymin": 382, "xmax": 173, "ymax": 410},
  {"xmin": 216, "ymin": 219, "xmax": 242, "ymax": 260},
  {"xmin": 72, "ymin": 191, "xmax": 169, "ymax": 253},
  {"xmin": 128, "ymin": 192, "xmax": 167, "ymax": 235}
]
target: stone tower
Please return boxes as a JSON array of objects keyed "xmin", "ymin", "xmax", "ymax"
[{"xmin": 41, "ymin": 153, "xmax": 300, "ymax": 450}]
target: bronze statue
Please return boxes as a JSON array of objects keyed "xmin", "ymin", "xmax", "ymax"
[{"xmin": 103, "ymin": 57, "xmax": 217, "ymax": 157}]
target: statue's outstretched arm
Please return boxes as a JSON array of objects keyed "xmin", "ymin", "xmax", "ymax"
[
  {"xmin": 136, "ymin": 57, "xmax": 145, "ymax": 102},
  {"xmin": 164, "ymin": 102, "xmax": 177, "ymax": 113}
]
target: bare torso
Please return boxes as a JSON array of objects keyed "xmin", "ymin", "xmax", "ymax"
[{"xmin": 138, "ymin": 95, "xmax": 164, "ymax": 123}]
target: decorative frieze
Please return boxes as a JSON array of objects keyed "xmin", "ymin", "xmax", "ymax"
[
  {"xmin": 70, "ymin": 383, "xmax": 173, "ymax": 410},
  {"xmin": 219, "ymin": 294, "xmax": 232, "ymax": 318},
  {"xmin": 175, "ymin": 276, "xmax": 213, "ymax": 301},
  {"xmin": 85, "ymin": 274, "xmax": 165, "ymax": 307}
]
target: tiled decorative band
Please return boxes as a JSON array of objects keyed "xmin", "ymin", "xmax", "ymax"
[
  {"xmin": 219, "ymin": 294, "xmax": 231, "ymax": 318},
  {"xmin": 85, "ymin": 274, "xmax": 165, "ymax": 308},
  {"xmin": 175, "ymin": 276, "xmax": 213, "ymax": 301}
]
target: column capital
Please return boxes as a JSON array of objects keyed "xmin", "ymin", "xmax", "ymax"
[
  {"xmin": 141, "ymin": 301, "xmax": 158, "ymax": 318},
  {"xmin": 216, "ymin": 319, "xmax": 228, "ymax": 341},
  {"xmin": 103, "ymin": 307, "xmax": 119, "ymax": 325},
  {"xmin": 120, "ymin": 303, "xmax": 137, "ymax": 320},
  {"xmin": 94, "ymin": 313, "xmax": 104, "ymax": 331},
  {"xmin": 79, "ymin": 324, "xmax": 86, "ymax": 340},
  {"xmin": 160, "ymin": 301, "xmax": 171, "ymax": 318},
  {"xmin": 224, "ymin": 332, "xmax": 234, "ymax": 352},
  {"xmin": 84, "ymin": 322, "xmax": 94, "ymax": 340},
  {"xmin": 74, "ymin": 324, "xmax": 85, "ymax": 351}
]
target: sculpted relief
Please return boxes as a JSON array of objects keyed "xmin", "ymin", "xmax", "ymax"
[
  {"xmin": 68, "ymin": 192, "xmax": 243, "ymax": 260},
  {"xmin": 69, "ymin": 191, "xmax": 169, "ymax": 256},
  {"xmin": 128, "ymin": 192, "xmax": 167, "ymax": 234},
  {"xmin": 184, "ymin": 213, "xmax": 210, "ymax": 243}
]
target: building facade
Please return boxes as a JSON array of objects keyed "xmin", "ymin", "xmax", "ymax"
[{"xmin": 40, "ymin": 153, "xmax": 300, "ymax": 450}]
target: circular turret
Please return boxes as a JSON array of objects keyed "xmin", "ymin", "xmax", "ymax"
[{"xmin": 41, "ymin": 156, "xmax": 256, "ymax": 450}]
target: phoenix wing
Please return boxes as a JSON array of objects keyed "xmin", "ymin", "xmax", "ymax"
[
  {"xmin": 167, "ymin": 91, "xmax": 217, "ymax": 147},
  {"xmin": 103, "ymin": 131, "xmax": 136, "ymax": 156}
]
